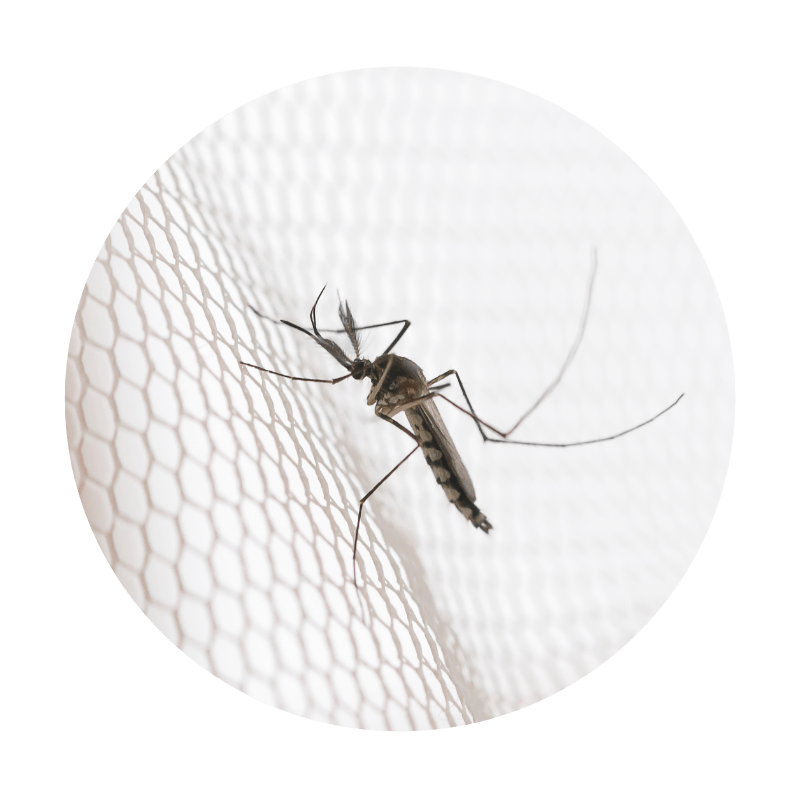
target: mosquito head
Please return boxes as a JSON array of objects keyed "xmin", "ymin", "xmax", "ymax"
[{"xmin": 349, "ymin": 358, "xmax": 375, "ymax": 382}]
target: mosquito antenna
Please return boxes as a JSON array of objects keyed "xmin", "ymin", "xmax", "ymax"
[
  {"xmin": 337, "ymin": 293, "xmax": 362, "ymax": 358},
  {"xmin": 276, "ymin": 320, "xmax": 349, "ymax": 368}
]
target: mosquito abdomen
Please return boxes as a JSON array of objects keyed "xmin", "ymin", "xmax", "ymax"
[{"xmin": 406, "ymin": 409, "xmax": 492, "ymax": 533}]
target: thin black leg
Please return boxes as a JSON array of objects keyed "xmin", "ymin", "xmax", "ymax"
[
  {"xmin": 423, "ymin": 251, "xmax": 681, "ymax": 447},
  {"xmin": 504, "ymin": 248, "xmax": 597, "ymax": 436},
  {"xmin": 427, "ymin": 369, "xmax": 490, "ymax": 441},
  {"xmin": 433, "ymin": 389, "xmax": 684, "ymax": 448},
  {"xmin": 352, "ymin": 444, "xmax": 420, "ymax": 584},
  {"xmin": 350, "ymin": 412, "xmax": 421, "ymax": 584},
  {"xmin": 425, "ymin": 249, "xmax": 599, "ymax": 441},
  {"xmin": 239, "ymin": 361, "xmax": 352, "ymax": 385},
  {"xmin": 248, "ymin": 304, "xmax": 411, "ymax": 353}
]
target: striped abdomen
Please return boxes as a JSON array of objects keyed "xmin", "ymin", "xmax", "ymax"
[{"xmin": 405, "ymin": 406, "xmax": 492, "ymax": 533}]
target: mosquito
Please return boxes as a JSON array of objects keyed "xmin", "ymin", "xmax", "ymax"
[{"xmin": 240, "ymin": 252, "xmax": 684, "ymax": 581}]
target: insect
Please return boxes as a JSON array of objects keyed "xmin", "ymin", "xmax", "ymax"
[{"xmin": 240, "ymin": 254, "xmax": 683, "ymax": 581}]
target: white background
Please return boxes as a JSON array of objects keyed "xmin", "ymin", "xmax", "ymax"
[{"xmin": 69, "ymin": 67, "xmax": 732, "ymax": 727}]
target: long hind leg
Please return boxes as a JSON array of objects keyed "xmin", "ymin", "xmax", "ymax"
[{"xmin": 421, "ymin": 250, "xmax": 682, "ymax": 447}]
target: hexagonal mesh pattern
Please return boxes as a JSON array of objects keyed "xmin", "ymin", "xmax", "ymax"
[{"xmin": 65, "ymin": 68, "xmax": 734, "ymax": 729}]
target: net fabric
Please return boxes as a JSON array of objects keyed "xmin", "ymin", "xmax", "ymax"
[{"xmin": 66, "ymin": 68, "xmax": 734, "ymax": 728}]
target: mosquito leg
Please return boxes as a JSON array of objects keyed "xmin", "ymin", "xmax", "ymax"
[
  {"xmin": 427, "ymin": 369, "xmax": 491, "ymax": 441},
  {"xmin": 239, "ymin": 361, "xmax": 351, "ymax": 385},
  {"xmin": 424, "ymin": 254, "xmax": 680, "ymax": 446},
  {"xmin": 247, "ymin": 304, "xmax": 411, "ymax": 347},
  {"xmin": 368, "ymin": 355, "xmax": 396, "ymax": 402},
  {"xmin": 426, "ymin": 371, "xmax": 452, "ymax": 386},
  {"xmin": 379, "ymin": 320, "xmax": 411, "ymax": 356},
  {"xmin": 434, "ymin": 390, "xmax": 684, "ymax": 448},
  {"xmin": 504, "ymin": 248, "xmax": 598, "ymax": 436},
  {"xmin": 383, "ymin": 393, "xmax": 448, "ymax": 418},
  {"xmin": 352, "ymin": 444, "xmax": 420, "ymax": 583},
  {"xmin": 425, "ymin": 249, "xmax": 599, "ymax": 440},
  {"xmin": 374, "ymin": 408, "xmax": 420, "ymax": 443},
  {"xmin": 351, "ymin": 410, "xmax": 426, "ymax": 583}
]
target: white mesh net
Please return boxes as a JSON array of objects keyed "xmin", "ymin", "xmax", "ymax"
[{"xmin": 65, "ymin": 68, "xmax": 734, "ymax": 729}]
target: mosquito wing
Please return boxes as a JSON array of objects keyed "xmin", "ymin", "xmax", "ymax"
[{"xmin": 414, "ymin": 398, "xmax": 477, "ymax": 502}]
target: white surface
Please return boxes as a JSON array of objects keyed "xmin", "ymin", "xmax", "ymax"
[{"xmin": 66, "ymin": 68, "xmax": 731, "ymax": 728}]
